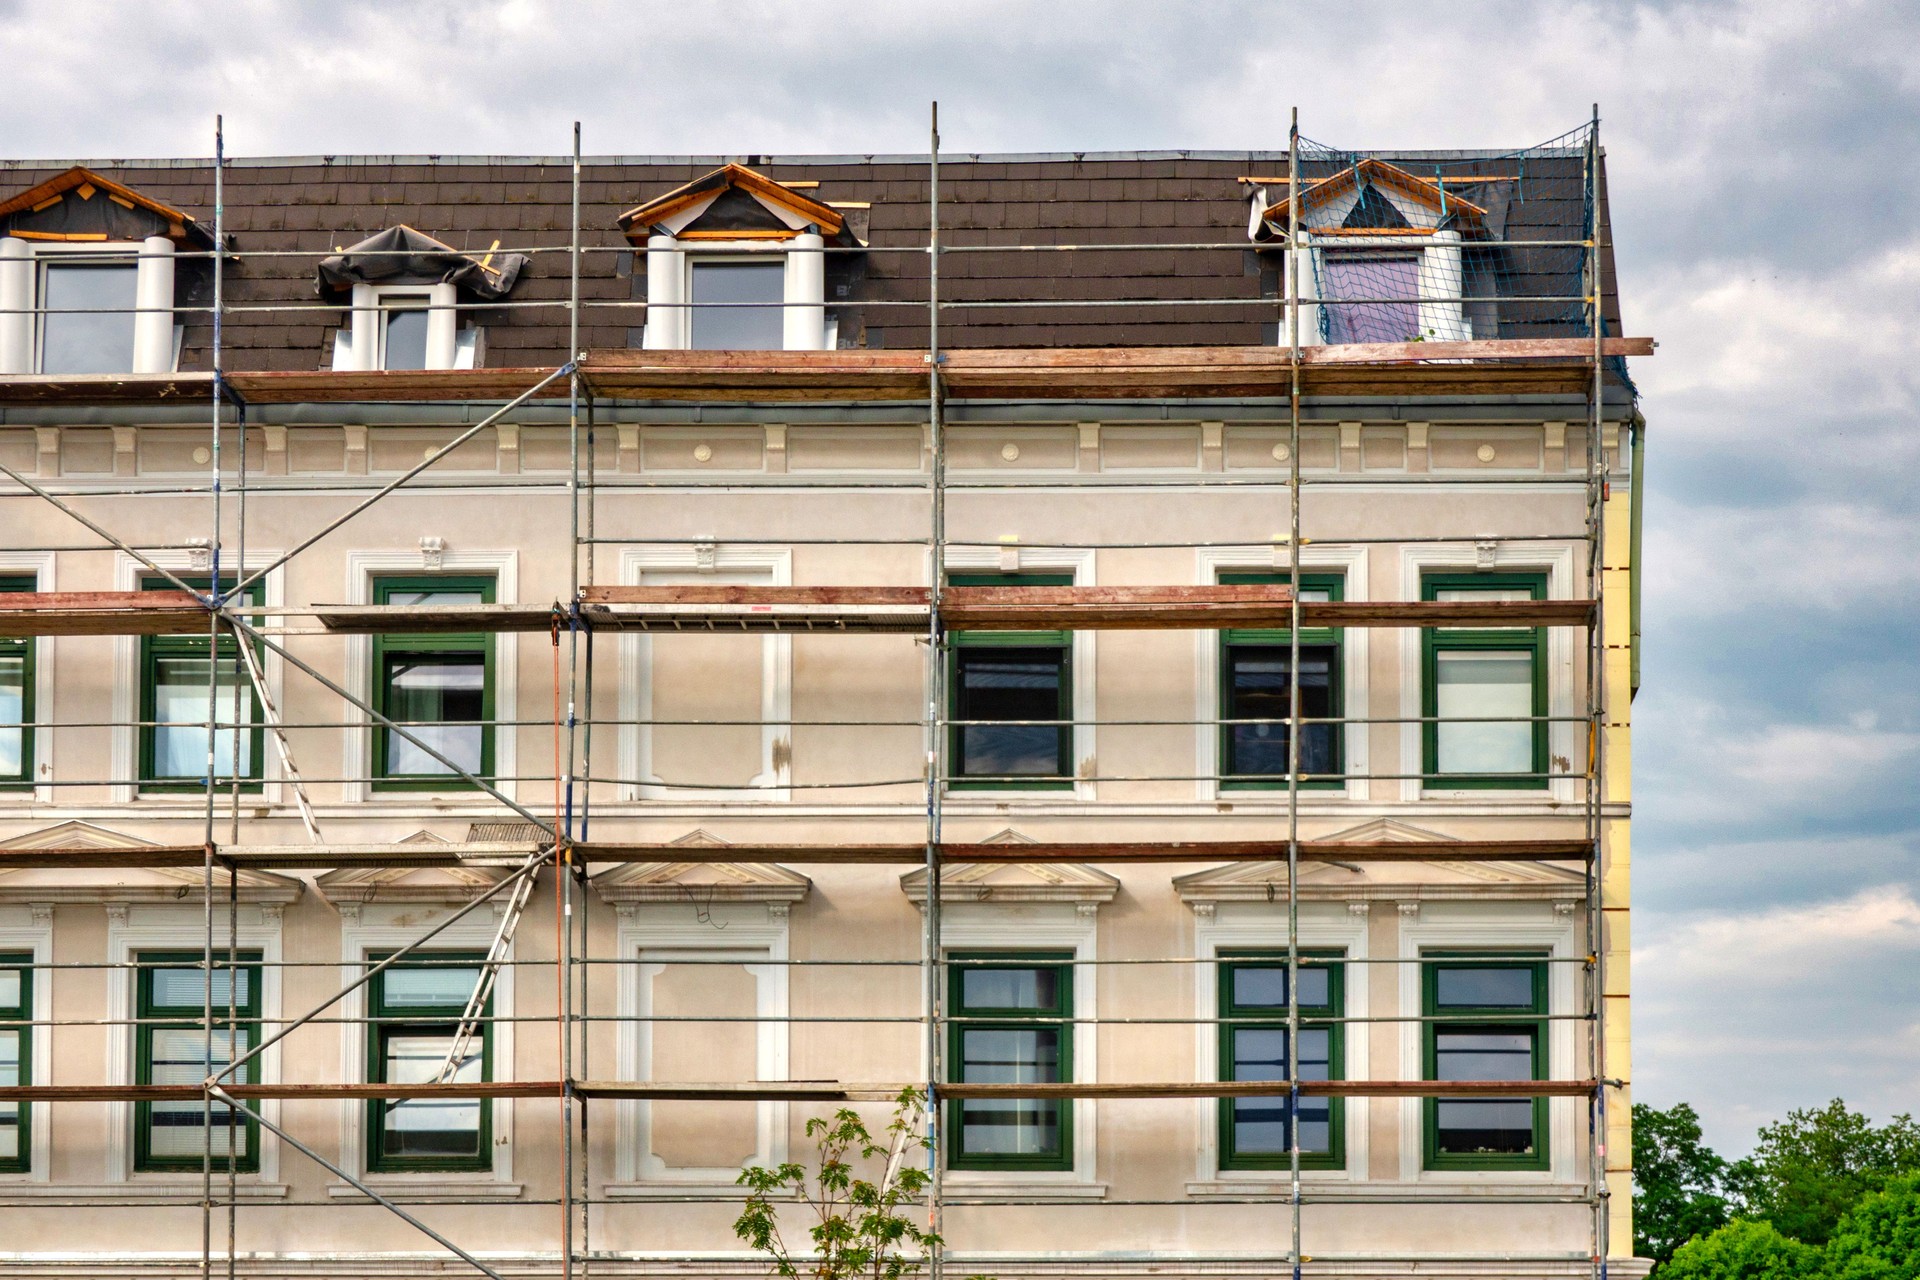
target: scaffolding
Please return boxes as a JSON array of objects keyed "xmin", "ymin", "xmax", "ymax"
[{"xmin": 0, "ymin": 106, "xmax": 1644, "ymax": 1280}]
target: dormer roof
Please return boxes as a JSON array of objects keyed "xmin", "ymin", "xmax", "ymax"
[
  {"xmin": 315, "ymin": 224, "xmax": 528, "ymax": 300},
  {"xmin": 617, "ymin": 163, "xmax": 847, "ymax": 244},
  {"xmin": 0, "ymin": 166, "xmax": 213, "ymax": 246},
  {"xmin": 1258, "ymin": 157, "xmax": 1488, "ymax": 237}
]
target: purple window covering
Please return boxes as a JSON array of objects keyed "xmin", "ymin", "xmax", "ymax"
[{"xmin": 1320, "ymin": 255, "xmax": 1420, "ymax": 344}]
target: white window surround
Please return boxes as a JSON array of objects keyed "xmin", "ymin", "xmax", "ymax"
[
  {"xmin": 1395, "ymin": 902, "xmax": 1582, "ymax": 1186},
  {"xmin": 944, "ymin": 546, "xmax": 1097, "ymax": 804},
  {"xmin": 334, "ymin": 283, "xmax": 460, "ymax": 372},
  {"xmin": 1397, "ymin": 543, "xmax": 1578, "ymax": 806},
  {"xmin": 330, "ymin": 903, "xmax": 519, "ymax": 1201},
  {"xmin": 1288, "ymin": 230, "xmax": 1472, "ymax": 347},
  {"xmin": 642, "ymin": 234, "xmax": 827, "ymax": 352},
  {"xmin": 110, "ymin": 551, "xmax": 286, "ymax": 808},
  {"xmin": 0, "ymin": 907, "xmax": 51, "ymax": 1183},
  {"xmin": 1193, "ymin": 545, "xmax": 1369, "ymax": 804},
  {"xmin": 102, "ymin": 904, "xmax": 286, "ymax": 1191},
  {"xmin": 606, "ymin": 903, "xmax": 790, "ymax": 1195},
  {"xmin": 1187, "ymin": 900, "xmax": 1369, "ymax": 1192},
  {"xmin": 935, "ymin": 902, "xmax": 1103, "ymax": 1199},
  {"xmin": 0, "ymin": 236, "xmax": 179, "ymax": 375},
  {"xmin": 340, "ymin": 548, "xmax": 519, "ymax": 806},
  {"xmin": 618, "ymin": 545, "xmax": 792, "ymax": 803},
  {"xmin": 0, "ymin": 552, "xmax": 54, "ymax": 803}
]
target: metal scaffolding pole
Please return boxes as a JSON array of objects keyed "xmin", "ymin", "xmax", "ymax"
[{"xmin": 922, "ymin": 98, "xmax": 948, "ymax": 1280}]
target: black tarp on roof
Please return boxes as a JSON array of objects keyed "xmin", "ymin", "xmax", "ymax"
[{"xmin": 315, "ymin": 225, "xmax": 527, "ymax": 300}]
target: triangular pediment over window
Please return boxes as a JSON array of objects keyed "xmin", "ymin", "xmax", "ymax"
[
  {"xmin": 899, "ymin": 829, "xmax": 1120, "ymax": 907},
  {"xmin": 618, "ymin": 164, "xmax": 849, "ymax": 244},
  {"xmin": 590, "ymin": 829, "xmax": 811, "ymax": 905},
  {"xmin": 312, "ymin": 829, "xmax": 532, "ymax": 906},
  {"xmin": 0, "ymin": 167, "xmax": 213, "ymax": 246},
  {"xmin": 1174, "ymin": 817, "xmax": 1584, "ymax": 908},
  {"xmin": 0, "ymin": 821, "xmax": 301, "ymax": 904},
  {"xmin": 1254, "ymin": 157, "xmax": 1487, "ymax": 240}
]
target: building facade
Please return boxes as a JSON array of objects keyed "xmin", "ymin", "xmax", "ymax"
[{"xmin": 0, "ymin": 130, "xmax": 1646, "ymax": 1279}]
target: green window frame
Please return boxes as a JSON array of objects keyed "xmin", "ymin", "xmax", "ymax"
[
  {"xmin": 370, "ymin": 575, "xmax": 496, "ymax": 790},
  {"xmin": 1421, "ymin": 571, "xmax": 1549, "ymax": 789},
  {"xmin": 134, "ymin": 950, "xmax": 262, "ymax": 1173},
  {"xmin": 946, "ymin": 572, "xmax": 1074, "ymax": 791},
  {"xmin": 0, "ymin": 953, "xmax": 31, "ymax": 1173},
  {"xmin": 0, "ymin": 577, "xmax": 36, "ymax": 790},
  {"xmin": 365, "ymin": 952, "xmax": 493, "ymax": 1173},
  {"xmin": 946, "ymin": 952, "xmax": 1073, "ymax": 1171},
  {"xmin": 139, "ymin": 575, "xmax": 265, "ymax": 793},
  {"xmin": 1219, "ymin": 572, "xmax": 1344, "ymax": 789},
  {"xmin": 1217, "ymin": 950, "xmax": 1344, "ymax": 1170},
  {"xmin": 1422, "ymin": 954, "xmax": 1550, "ymax": 1171}
]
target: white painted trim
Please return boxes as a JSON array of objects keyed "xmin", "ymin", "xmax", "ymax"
[
  {"xmin": 340, "ymin": 550, "xmax": 519, "ymax": 805},
  {"xmin": 938, "ymin": 903, "xmax": 1100, "ymax": 1191},
  {"xmin": 102, "ymin": 904, "xmax": 284, "ymax": 1185},
  {"xmin": 943, "ymin": 546, "xmax": 1096, "ymax": 802},
  {"xmin": 644, "ymin": 240, "xmax": 829, "ymax": 351},
  {"xmin": 0, "ymin": 907, "xmax": 51, "ymax": 1180},
  {"xmin": 1396, "ymin": 544, "xmax": 1578, "ymax": 805},
  {"xmin": 11, "ymin": 241, "xmax": 177, "ymax": 375},
  {"xmin": 1191, "ymin": 900, "xmax": 1370, "ymax": 1184},
  {"xmin": 1193, "ymin": 545, "xmax": 1368, "ymax": 803},
  {"xmin": 1395, "ymin": 901, "xmax": 1580, "ymax": 1185},
  {"xmin": 0, "ymin": 553, "xmax": 55, "ymax": 803},
  {"xmin": 335, "ymin": 904, "xmax": 517, "ymax": 1193},
  {"xmin": 109, "ymin": 552, "xmax": 286, "ymax": 807},
  {"xmin": 342, "ymin": 283, "xmax": 458, "ymax": 371},
  {"xmin": 617, "ymin": 546, "xmax": 792, "ymax": 803},
  {"xmin": 608, "ymin": 904, "xmax": 790, "ymax": 1193}
]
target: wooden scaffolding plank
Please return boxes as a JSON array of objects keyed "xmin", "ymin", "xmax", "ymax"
[
  {"xmin": 572, "ymin": 839, "xmax": 1592, "ymax": 866},
  {"xmin": 0, "ymin": 591, "xmax": 208, "ymax": 637}
]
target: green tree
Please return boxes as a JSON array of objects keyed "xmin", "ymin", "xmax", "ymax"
[
  {"xmin": 1826, "ymin": 1175, "xmax": 1920, "ymax": 1280},
  {"xmin": 1729, "ymin": 1101, "xmax": 1920, "ymax": 1245},
  {"xmin": 1635, "ymin": 1101, "xmax": 1732, "ymax": 1265},
  {"xmin": 734, "ymin": 1088, "xmax": 939, "ymax": 1280},
  {"xmin": 1659, "ymin": 1220, "xmax": 1824, "ymax": 1280}
]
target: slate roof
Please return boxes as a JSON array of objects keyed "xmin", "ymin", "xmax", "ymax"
[{"xmin": 0, "ymin": 150, "xmax": 1623, "ymax": 373}]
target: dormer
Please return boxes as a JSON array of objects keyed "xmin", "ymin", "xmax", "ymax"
[
  {"xmin": 317, "ymin": 225, "xmax": 529, "ymax": 371},
  {"xmin": 1251, "ymin": 158, "xmax": 1489, "ymax": 345},
  {"xmin": 618, "ymin": 165, "xmax": 856, "ymax": 351},
  {"xmin": 0, "ymin": 167, "xmax": 213, "ymax": 375}
]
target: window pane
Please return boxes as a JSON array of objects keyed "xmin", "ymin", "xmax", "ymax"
[
  {"xmin": 0, "ymin": 653, "xmax": 24, "ymax": 778},
  {"xmin": 146, "ymin": 1026, "xmax": 252, "ymax": 1159},
  {"xmin": 380, "ymin": 586, "xmax": 487, "ymax": 609},
  {"xmin": 383, "ymin": 306, "xmax": 430, "ymax": 371},
  {"xmin": 1226, "ymin": 645, "xmax": 1335, "ymax": 777},
  {"xmin": 149, "ymin": 965, "xmax": 251, "ymax": 1011},
  {"xmin": 960, "ymin": 967, "xmax": 1057, "ymax": 1011},
  {"xmin": 0, "ymin": 1028, "xmax": 17, "ymax": 1161},
  {"xmin": 382, "ymin": 964, "xmax": 483, "ymax": 1008},
  {"xmin": 955, "ymin": 647, "xmax": 1065, "ymax": 778},
  {"xmin": 384, "ymin": 655, "xmax": 485, "ymax": 775},
  {"xmin": 1320, "ymin": 255, "xmax": 1419, "ymax": 344},
  {"xmin": 1435, "ymin": 1029, "xmax": 1532, "ymax": 1082},
  {"xmin": 151, "ymin": 655, "xmax": 253, "ymax": 779},
  {"xmin": 381, "ymin": 1031, "xmax": 483, "ymax": 1158},
  {"xmin": 40, "ymin": 262, "xmax": 138, "ymax": 374},
  {"xmin": 690, "ymin": 261, "xmax": 785, "ymax": 350},
  {"xmin": 957, "ymin": 1026, "xmax": 1061, "ymax": 1156},
  {"xmin": 1434, "ymin": 967, "xmax": 1535, "ymax": 1009},
  {"xmin": 1230, "ymin": 964, "xmax": 1330, "ymax": 1010},
  {"xmin": 1227, "ymin": 1027, "xmax": 1332, "ymax": 1155},
  {"xmin": 0, "ymin": 970, "xmax": 18, "ymax": 1006},
  {"xmin": 1434, "ymin": 649, "xmax": 1533, "ymax": 774},
  {"xmin": 1434, "ymin": 1028, "xmax": 1536, "ymax": 1156}
]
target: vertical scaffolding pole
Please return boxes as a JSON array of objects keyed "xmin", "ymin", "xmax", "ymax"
[
  {"xmin": 1284, "ymin": 106, "xmax": 1305, "ymax": 1280},
  {"xmin": 922, "ymin": 98, "xmax": 946, "ymax": 1280},
  {"xmin": 201, "ymin": 112, "xmax": 226, "ymax": 1280},
  {"xmin": 1586, "ymin": 104, "xmax": 1613, "ymax": 1280},
  {"xmin": 562, "ymin": 118, "xmax": 584, "ymax": 1280}
]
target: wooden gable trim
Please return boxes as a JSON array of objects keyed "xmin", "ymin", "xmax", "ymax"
[
  {"xmin": 617, "ymin": 163, "xmax": 845, "ymax": 243},
  {"xmin": 0, "ymin": 167, "xmax": 207, "ymax": 244},
  {"xmin": 1263, "ymin": 157, "xmax": 1488, "ymax": 226}
]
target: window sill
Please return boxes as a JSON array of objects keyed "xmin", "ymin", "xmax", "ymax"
[
  {"xmin": 327, "ymin": 1178, "xmax": 523, "ymax": 1202},
  {"xmin": 939, "ymin": 1177, "xmax": 1106, "ymax": 1202},
  {"xmin": 0, "ymin": 1181, "xmax": 289, "ymax": 1202}
]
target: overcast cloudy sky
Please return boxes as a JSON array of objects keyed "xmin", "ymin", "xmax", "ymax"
[{"xmin": 3, "ymin": 0, "xmax": 1915, "ymax": 1154}]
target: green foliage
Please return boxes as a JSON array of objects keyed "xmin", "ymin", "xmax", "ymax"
[
  {"xmin": 1728, "ymin": 1101, "xmax": 1920, "ymax": 1245},
  {"xmin": 1659, "ymin": 1220, "xmax": 1824, "ymax": 1280},
  {"xmin": 734, "ymin": 1088, "xmax": 940, "ymax": 1280},
  {"xmin": 1826, "ymin": 1176, "xmax": 1920, "ymax": 1280},
  {"xmin": 1635, "ymin": 1101, "xmax": 1733, "ymax": 1266}
]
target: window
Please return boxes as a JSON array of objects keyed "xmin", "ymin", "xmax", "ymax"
[
  {"xmin": 689, "ymin": 259, "xmax": 785, "ymax": 350},
  {"xmin": 947, "ymin": 954, "xmax": 1072, "ymax": 1171},
  {"xmin": 379, "ymin": 296, "xmax": 431, "ymax": 371},
  {"xmin": 134, "ymin": 951, "xmax": 261, "ymax": 1172},
  {"xmin": 947, "ymin": 573, "xmax": 1072, "ymax": 790},
  {"xmin": 1218, "ymin": 952, "xmax": 1344, "ymax": 1170},
  {"xmin": 139, "ymin": 576, "xmax": 264, "ymax": 792},
  {"xmin": 371, "ymin": 575, "xmax": 494, "ymax": 789},
  {"xmin": 0, "ymin": 954, "xmax": 29, "ymax": 1172},
  {"xmin": 0, "ymin": 576, "xmax": 35, "ymax": 788},
  {"xmin": 1423, "ymin": 955, "xmax": 1549, "ymax": 1171},
  {"xmin": 39, "ymin": 257, "xmax": 138, "ymax": 374},
  {"xmin": 1219, "ymin": 572, "xmax": 1343, "ymax": 788},
  {"xmin": 1318, "ymin": 253, "xmax": 1419, "ymax": 344},
  {"xmin": 366, "ymin": 952, "xmax": 491, "ymax": 1172},
  {"xmin": 1422, "ymin": 572, "xmax": 1548, "ymax": 789}
]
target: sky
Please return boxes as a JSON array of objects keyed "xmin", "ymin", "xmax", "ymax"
[{"xmin": 2, "ymin": 0, "xmax": 1916, "ymax": 1155}]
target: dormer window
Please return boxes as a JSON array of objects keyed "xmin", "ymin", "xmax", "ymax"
[
  {"xmin": 0, "ymin": 167, "xmax": 206, "ymax": 376},
  {"xmin": 619, "ymin": 164, "xmax": 861, "ymax": 352},
  {"xmin": 318, "ymin": 226, "xmax": 527, "ymax": 372}
]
